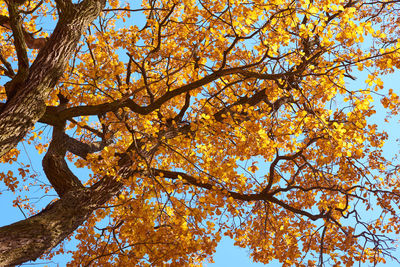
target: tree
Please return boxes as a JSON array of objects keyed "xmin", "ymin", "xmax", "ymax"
[{"xmin": 1, "ymin": 0, "xmax": 400, "ymax": 265}]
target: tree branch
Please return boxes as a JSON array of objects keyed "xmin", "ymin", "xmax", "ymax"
[
  {"xmin": 151, "ymin": 168, "xmax": 327, "ymax": 221},
  {"xmin": 42, "ymin": 124, "xmax": 84, "ymax": 197},
  {"xmin": 0, "ymin": 172, "xmax": 124, "ymax": 266},
  {"xmin": 0, "ymin": 0, "xmax": 106, "ymax": 158},
  {"xmin": 63, "ymin": 132, "xmax": 107, "ymax": 159}
]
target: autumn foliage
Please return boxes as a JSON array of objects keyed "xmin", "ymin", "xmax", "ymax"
[{"xmin": 1, "ymin": 0, "xmax": 400, "ymax": 265}]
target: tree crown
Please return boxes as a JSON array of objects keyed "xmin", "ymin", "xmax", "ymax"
[{"xmin": 1, "ymin": 0, "xmax": 400, "ymax": 265}]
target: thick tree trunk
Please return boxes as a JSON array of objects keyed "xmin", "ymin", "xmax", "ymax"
[
  {"xmin": 0, "ymin": 0, "xmax": 106, "ymax": 158},
  {"xmin": 0, "ymin": 0, "xmax": 113, "ymax": 265},
  {"xmin": 0, "ymin": 117, "xmax": 130, "ymax": 266},
  {"xmin": 0, "ymin": 173, "xmax": 124, "ymax": 266}
]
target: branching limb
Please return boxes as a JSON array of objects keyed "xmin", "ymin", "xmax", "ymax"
[
  {"xmin": 6, "ymin": 4, "xmax": 28, "ymax": 68},
  {"xmin": 0, "ymin": 14, "xmax": 48, "ymax": 50},
  {"xmin": 0, "ymin": 0, "xmax": 107, "ymax": 158},
  {"xmin": 63, "ymin": 133, "xmax": 107, "ymax": 159},
  {"xmin": 4, "ymin": 4, "xmax": 29, "ymax": 100},
  {"xmin": 150, "ymin": 168, "xmax": 327, "ymax": 222},
  {"xmin": 42, "ymin": 127, "xmax": 84, "ymax": 197},
  {"xmin": 0, "ymin": 49, "xmax": 15, "ymax": 78},
  {"xmin": 0, "ymin": 169, "xmax": 124, "ymax": 266}
]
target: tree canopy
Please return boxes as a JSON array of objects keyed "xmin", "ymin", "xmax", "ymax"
[{"xmin": 1, "ymin": 0, "xmax": 400, "ymax": 265}]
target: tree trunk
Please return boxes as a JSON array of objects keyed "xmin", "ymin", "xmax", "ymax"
[
  {"xmin": 0, "ymin": 0, "xmax": 106, "ymax": 158},
  {"xmin": 0, "ymin": 174, "xmax": 123, "ymax": 266},
  {"xmin": 0, "ymin": 0, "xmax": 113, "ymax": 265}
]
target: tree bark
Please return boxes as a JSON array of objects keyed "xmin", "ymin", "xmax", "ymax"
[
  {"xmin": 0, "ymin": 174, "xmax": 124, "ymax": 266},
  {"xmin": 42, "ymin": 125, "xmax": 85, "ymax": 197},
  {"xmin": 0, "ymin": 0, "xmax": 114, "ymax": 265},
  {"xmin": 0, "ymin": 122, "xmax": 131, "ymax": 266},
  {"xmin": 0, "ymin": 0, "xmax": 106, "ymax": 158}
]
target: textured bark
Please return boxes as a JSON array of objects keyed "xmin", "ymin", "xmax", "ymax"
[
  {"xmin": 42, "ymin": 126, "xmax": 84, "ymax": 197},
  {"xmin": 0, "ymin": 0, "xmax": 113, "ymax": 265},
  {"xmin": 0, "ymin": 0, "xmax": 106, "ymax": 158},
  {"xmin": 0, "ymin": 174, "xmax": 124, "ymax": 266},
  {"xmin": 0, "ymin": 131, "xmax": 127, "ymax": 266}
]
